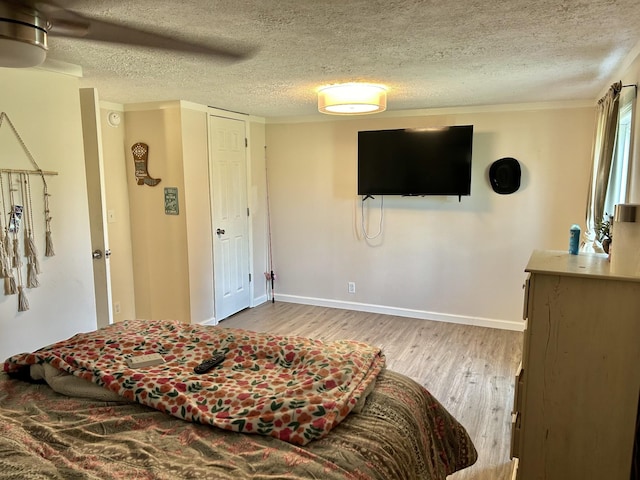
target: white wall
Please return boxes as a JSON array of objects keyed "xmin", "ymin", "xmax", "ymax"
[
  {"xmin": 0, "ymin": 67, "xmax": 97, "ymax": 359},
  {"xmin": 265, "ymin": 103, "xmax": 595, "ymax": 329}
]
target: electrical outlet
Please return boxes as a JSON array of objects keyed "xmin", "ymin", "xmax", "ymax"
[
  {"xmin": 348, "ymin": 282, "xmax": 356, "ymax": 294},
  {"xmin": 114, "ymin": 301, "xmax": 121, "ymax": 315}
]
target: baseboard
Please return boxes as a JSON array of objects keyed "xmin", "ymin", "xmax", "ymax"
[
  {"xmin": 197, "ymin": 294, "xmax": 270, "ymax": 326},
  {"xmin": 252, "ymin": 293, "xmax": 269, "ymax": 307},
  {"xmin": 273, "ymin": 294, "xmax": 525, "ymax": 332},
  {"xmin": 199, "ymin": 317, "xmax": 217, "ymax": 326}
]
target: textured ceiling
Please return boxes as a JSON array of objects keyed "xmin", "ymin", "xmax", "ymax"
[{"xmin": 42, "ymin": 0, "xmax": 640, "ymax": 118}]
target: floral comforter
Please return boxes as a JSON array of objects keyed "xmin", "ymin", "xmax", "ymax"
[{"xmin": 3, "ymin": 320, "xmax": 385, "ymax": 445}]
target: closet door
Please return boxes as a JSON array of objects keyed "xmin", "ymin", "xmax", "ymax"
[{"xmin": 208, "ymin": 115, "xmax": 250, "ymax": 321}]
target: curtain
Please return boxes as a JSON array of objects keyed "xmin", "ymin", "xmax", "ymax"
[{"xmin": 581, "ymin": 81, "xmax": 622, "ymax": 253}]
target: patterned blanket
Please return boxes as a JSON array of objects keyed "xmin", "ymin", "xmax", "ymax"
[{"xmin": 3, "ymin": 320, "xmax": 385, "ymax": 446}]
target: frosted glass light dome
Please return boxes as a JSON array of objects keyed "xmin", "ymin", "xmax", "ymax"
[{"xmin": 318, "ymin": 83, "xmax": 387, "ymax": 115}]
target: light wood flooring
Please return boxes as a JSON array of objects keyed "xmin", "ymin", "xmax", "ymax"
[{"xmin": 221, "ymin": 302, "xmax": 523, "ymax": 480}]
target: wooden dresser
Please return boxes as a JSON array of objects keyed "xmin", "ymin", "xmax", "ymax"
[{"xmin": 511, "ymin": 250, "xmax": 640, "ymax": 480}]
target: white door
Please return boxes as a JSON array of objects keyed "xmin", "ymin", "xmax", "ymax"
[
  {"xmin": 79, "ymin": 88, "xmax": 113, "ymax": 329},
  {"xmin": 208, "ymin": 115, "xmax": 251, "ymax": 321}
]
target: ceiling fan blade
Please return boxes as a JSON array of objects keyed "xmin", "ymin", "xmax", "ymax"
[{"xmin": 42, "ymin": 4, "xmax": 255, "ymax": 61}]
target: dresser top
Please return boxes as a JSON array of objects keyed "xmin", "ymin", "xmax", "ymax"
[{"xmin": 525, "ymin": 250, "xmax": 640, "ymax": 283}]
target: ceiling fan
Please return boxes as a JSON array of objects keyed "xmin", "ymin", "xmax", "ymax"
[{"xmin": 0, "ymin": 0, "xmax": 254, "ymax": 68}]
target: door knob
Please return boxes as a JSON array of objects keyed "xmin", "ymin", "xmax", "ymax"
[
  {"xmin": 92, "ymin": 249, "xmax": 103, "ymax": 259},
  {"xmin": 216, "ymin": 228, "xmax": 225, "ymax": 235}
]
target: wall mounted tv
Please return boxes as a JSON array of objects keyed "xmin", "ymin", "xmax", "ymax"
[{"xmin": 357, "ymin": 125, "xmax": 473, "ymax": 197}]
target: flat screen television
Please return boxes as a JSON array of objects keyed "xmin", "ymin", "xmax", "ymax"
[{"xmin": 357, "ymin": 125, "xmax": 473, "ymax": 197}]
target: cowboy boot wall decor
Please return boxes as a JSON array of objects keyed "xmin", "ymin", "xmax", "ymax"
[{"xmin": 131, "ymin": 142, "xmax": 161, "ymax": 186}]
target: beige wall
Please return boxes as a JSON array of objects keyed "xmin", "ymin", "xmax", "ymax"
[
  {"xmin": 99, "ymin": 103, "xmax": 136, "ymax": 322},
  {"xmin": 124, "ymin": 104, "xmax": 192, "ymax": 322},
  {"xmin": 265, "ymin": 104, "xmax": 595, "ymax": 329},
  {"xmin": 0, "ymin": 67, "xmax": 97, "ymax": 359}
]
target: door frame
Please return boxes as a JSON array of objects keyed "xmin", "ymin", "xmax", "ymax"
[{"xmin": 206, "ymin": 107, "xmax": 256, "ymax": 323}]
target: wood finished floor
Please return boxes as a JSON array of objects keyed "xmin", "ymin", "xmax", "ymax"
[{"xmin": 221, "ymin": 302, "xmax": 523, "ymax": 480}]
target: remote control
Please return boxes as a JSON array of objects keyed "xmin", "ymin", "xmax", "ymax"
[{"xmin": 194, "ymin": 353, "xmax": 225, "ymax": 374}]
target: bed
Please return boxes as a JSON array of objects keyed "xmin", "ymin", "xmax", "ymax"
[{"xmin": 0, "ymin": 319, "xmax": 477, "ymax": 479}]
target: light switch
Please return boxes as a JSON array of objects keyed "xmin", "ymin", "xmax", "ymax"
[{"xmin": 107, "ymin": 209, "xmax": 116, "ymax": 223}]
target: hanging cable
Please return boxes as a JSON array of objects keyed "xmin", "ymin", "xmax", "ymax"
[{"xmin": 361, "ymin": 195, "xmax": 384, "ymax": 240}]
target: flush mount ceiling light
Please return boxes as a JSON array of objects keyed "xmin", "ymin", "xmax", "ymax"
[
  {"xmin": 318, "ymin": 83, "xmax": 387, "ymax": 115},
  {"xmin": 0, "ymin": 2, "xmax": 48, "ymax": 68}
]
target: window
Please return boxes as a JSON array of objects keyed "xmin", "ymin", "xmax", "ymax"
[{"xmin": 603, "ymin": 90, "xmax": 635, "ymax": 220}]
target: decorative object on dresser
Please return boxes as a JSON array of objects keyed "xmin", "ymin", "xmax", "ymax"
[
  {"xmin": 511, "ymin": 250, "xmax": 640, "ymax": 480},
  {"xmin": 596, "ymin": 212, "xmax": 613, "ymax": 254}
]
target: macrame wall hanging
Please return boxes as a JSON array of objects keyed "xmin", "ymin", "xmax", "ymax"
[{"xmin": 0, "ymin": 112, "xmax": 57, "ymax": 312}]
